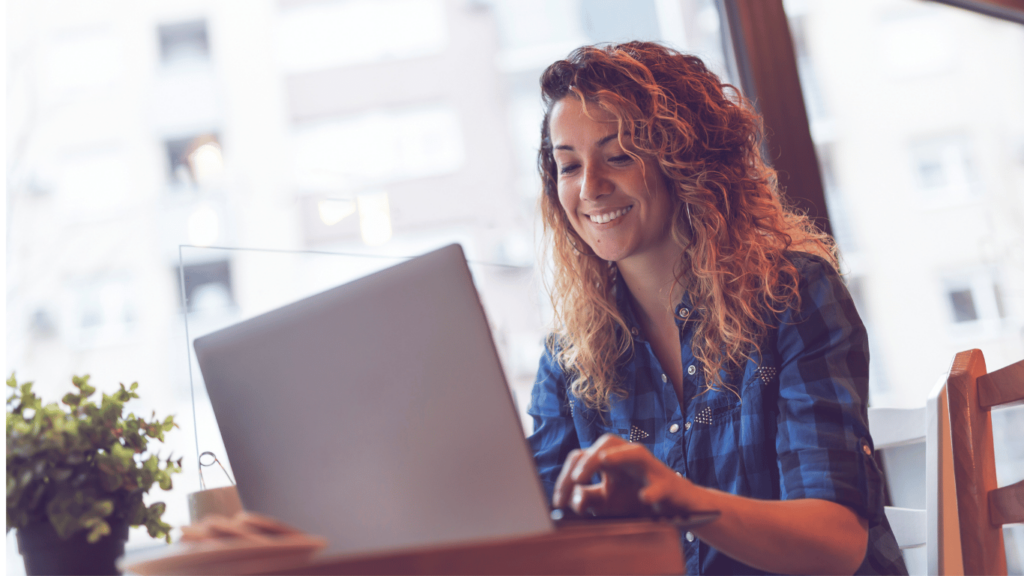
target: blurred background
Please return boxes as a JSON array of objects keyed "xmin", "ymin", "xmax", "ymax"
[{"xmin": 5, "ymin": 0, "xmax": 1023, "ymax": 572}]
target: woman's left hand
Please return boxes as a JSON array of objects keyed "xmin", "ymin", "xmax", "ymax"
[{"xmin": 551, "ymin": 433, "xmax": 699, "ymax": 517}]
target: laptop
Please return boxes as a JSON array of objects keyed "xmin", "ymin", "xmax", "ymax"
[
  {"xmin": 193, "ymin": 243, "xmax": 718, "ymax": 560},
  {"xmin": 192, "ymin": 244, "xmax": 553, "ymax": 557}
]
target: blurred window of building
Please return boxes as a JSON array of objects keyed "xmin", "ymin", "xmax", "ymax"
[
  {"xmin": 291, "ymin": 105, "xmax": 464, "ymax": 190},
  {"xmin": 945, "ymin": 272, "xmax": 1008, "ymax": 326},
  {"xmin": 29, "ymin": 308, "xmax": 59, "ymax": 340},
  {"xmin": 71, "ymin": 275, "xmax": 136, "ymax": 348},
  {"xmin": 158, "ymin": 20, "xmax": 211, "ymax": 66},
  {"xmin": 275, "ymin": 0, "xmax": 447, "ymax": 73},
  {"xmin": 164, "ymin": 133, "xmax": 220, "ymax": 188},
  {"xmin": 909, "ymin": 134, "xmax": 979, "ymax": 201},
  {"xmin": 179, "ymin": 260, "xmax": 236, "ymax": 314}
]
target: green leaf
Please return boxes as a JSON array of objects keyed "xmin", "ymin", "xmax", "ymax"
[
  {"xmin": 110, "ymin": 443, "xmax": 134, "ymax": 472},
  {"xmin": 90, "ymin": 500, "xmax": 114, "ymax": 517},
  {"xmin": 8, "ymin": 374, "xmax": 179, "ymax": 542},
  {"xmin": 85, "ymin": 518, "xmax": 110, "ymax": 543}
]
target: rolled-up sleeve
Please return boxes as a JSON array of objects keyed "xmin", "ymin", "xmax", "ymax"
[
  {"xmin": 775, "ymin": 257, "xmax": 883, "ymax": 523},
  {"xmin": 526, "ymin": 341, "xmax": 580, "ymax": 504}
]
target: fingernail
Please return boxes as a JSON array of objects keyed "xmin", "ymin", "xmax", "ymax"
[{"xmin": 572, "ymin": 491, "xmax": 582, "ymax": 507}]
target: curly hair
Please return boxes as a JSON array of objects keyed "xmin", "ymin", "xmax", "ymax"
[{"xmin": 538, "ymin": 42, "xmax": 837, "ymax": 410}]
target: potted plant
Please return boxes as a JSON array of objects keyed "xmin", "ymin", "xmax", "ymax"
[{"xmin": 6, "ymin": 374, "xmax": 183, "ymax": 575}]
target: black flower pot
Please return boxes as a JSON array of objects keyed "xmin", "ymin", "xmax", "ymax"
[{"xmin": 16, "ymin": 519, "xmax": 130, "ymax": 576}]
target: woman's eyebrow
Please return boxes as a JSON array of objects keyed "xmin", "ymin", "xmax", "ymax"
[{"xmin": 554, "ymin": 133, "xmax": 619, "ymax": 152}]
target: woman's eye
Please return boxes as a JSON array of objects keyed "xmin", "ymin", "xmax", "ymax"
[
  {"xmin": 609, "ymin": 155, "xmax": 633, "ymax": 165},
  {"xmin": 558, "ymin": 163, "xmax": 579, "ymax": 175}
]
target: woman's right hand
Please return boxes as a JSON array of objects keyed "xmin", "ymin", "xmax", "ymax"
[{"xmin": 551, "ymin": 433, "xmax": 698, "ymax": 517}]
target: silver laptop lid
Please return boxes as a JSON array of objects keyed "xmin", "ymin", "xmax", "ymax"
[{"xmin": 193, "ymin": 244, "xmax": 553, "ymax": 557}]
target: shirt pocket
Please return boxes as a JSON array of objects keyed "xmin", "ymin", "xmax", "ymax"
[{"xmin": 687, "ymin": 385, "xmax": 763, "ymax": 490}]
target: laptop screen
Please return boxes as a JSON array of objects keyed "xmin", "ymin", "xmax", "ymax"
[{"xmin": 193, "ymin": 244, "xmax": 553, "ymax": 557}]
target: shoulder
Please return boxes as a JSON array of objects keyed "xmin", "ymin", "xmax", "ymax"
[
  {"xmin": 782, "ymin": 250, "xmax": 842, "ymax": 285},
  {"xmin": 772, "ymin": 251, "xmax": 866, "ymax": 357},
  {"xmin": 778, "ymin": 251, "xmax": 853, "ymax": 315}
]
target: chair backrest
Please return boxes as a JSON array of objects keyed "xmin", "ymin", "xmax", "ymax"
[
  {"xmin": 946, "ymin": 350, "xmax": 1024, "ymax": 576},
  {"xmin": 869, "ymin": 376, "xmax": 963, "ymax": 575}
]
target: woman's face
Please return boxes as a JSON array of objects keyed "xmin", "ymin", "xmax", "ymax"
[{"xmin": 549, "ymin": 97, "xmax": 676, "ymax": 265}]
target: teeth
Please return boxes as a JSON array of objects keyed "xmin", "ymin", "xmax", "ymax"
[{"xmin": 589, "ymin": 206, "xmax": 632, "ymax": 224}]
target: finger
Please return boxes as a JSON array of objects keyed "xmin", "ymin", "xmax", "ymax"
[
  {"xmin": 569, "ymin": 433, "xmax": 626, "ymax": 483},
  {"xmin": 570, "ymin": 483, "xmax": 608, "ymax": 516},
  {"xmin": 598, "ymin": 442, "xmax": 661, "ymax": 477},
  {"xmin": 552, "ymin": 449, "xmax": 585, "ymax": 509}
]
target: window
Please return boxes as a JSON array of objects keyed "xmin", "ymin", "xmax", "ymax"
[
  {"xmin": 158, "ymin": 20, "xmax": 210, "ymax": 65},
  {"xmin": 179, "ymin": 260, "xmax": 235, "ymax": 314},
  {"xmin": 164, "ymin": 133, "xmax": 220, "ymax": 187},
  {"xmin": 949, "ymin": 288, "xmax": 978, "ymax": 323},
  {"xmin": 909, "ymin": 135, "xmax": 978, "ymax": 200},
  {"xmin": 29, "ymin": 308, "xmax": 58, "ymax": 340},
  {"xmin": 71, "ymin": 276, "xmax": 136, "ymax": 347},
  {"xmin": 944, "ymin": 272, "xmax": 1008, "ymax": 326}
]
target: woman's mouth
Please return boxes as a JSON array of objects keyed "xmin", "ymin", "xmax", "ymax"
[{"xmin": 588, "ymin": 206, "xmax": 633, "ymax": 224}]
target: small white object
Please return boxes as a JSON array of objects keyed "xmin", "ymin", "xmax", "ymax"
[
  {"xmin": 687, "ymin": 365, "xmax": 697, "ymax": 376},
  {"xmin": 669, "ymin": 423, "xmax": 680, "ymax": 433}
]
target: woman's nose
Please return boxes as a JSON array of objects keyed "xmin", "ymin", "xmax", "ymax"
[{"xmin": 579, "ymin": 164, "xmax": 610, "ymax": 201}]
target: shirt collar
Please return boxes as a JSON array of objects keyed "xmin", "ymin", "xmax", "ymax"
[{"xmin": 611, "ymin": 267, "xmax": 695, "ymax": 341}]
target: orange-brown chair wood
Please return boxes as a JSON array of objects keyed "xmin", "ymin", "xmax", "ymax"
[{"xmin": 946, "ymin": 350, "xmax": 1024, "ymax": 576}]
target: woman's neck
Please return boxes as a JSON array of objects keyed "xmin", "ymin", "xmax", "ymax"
[{"xmin": 616, "ymin": 241, "xmax": 689, "ymax": 325}]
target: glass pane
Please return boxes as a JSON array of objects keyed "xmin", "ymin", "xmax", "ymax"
[
  {"xmin": 6, "ymin": 0, "xmax": 733, "ymax": 569},
  {"xmin": 786, "ymin": 0, "xmax": 1024, "ymax": 570},
  {"xmin": 950, "ymin": 288, "xmax": 979, "ymax": 323}
]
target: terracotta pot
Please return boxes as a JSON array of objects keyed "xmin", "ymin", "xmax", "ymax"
[{"xmin": 16, "ymin": 518, "xmax": 129, "ymax": 575}]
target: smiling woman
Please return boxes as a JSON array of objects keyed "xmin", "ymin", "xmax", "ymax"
[
  {"xmin": 527, "ymin": 42, "xmax": 909, "ymax": 575},
  {"xmin": 549, "ymin": 98, "xmax": 675, "ymax": 266}
]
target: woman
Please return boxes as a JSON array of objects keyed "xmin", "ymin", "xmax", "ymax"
[{"xmin": 527, "ymin": 42, "xmax": 907, "ymax": 575}]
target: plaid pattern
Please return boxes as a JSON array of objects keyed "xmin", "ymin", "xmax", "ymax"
[{"xmin": 528, "ymin": 253, "xmax": 907, "ymax": 575}]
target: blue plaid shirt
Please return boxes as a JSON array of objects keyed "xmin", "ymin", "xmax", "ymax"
[{"xmin": 527, "ymin": 252, "xmax": 907, "ymax": 575}]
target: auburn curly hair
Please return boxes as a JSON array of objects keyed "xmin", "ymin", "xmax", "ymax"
[{"xmin": 538, "ymin": 42, "xmax": 838, "ymax": 410}]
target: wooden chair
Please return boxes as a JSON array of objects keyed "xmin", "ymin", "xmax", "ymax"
[
  {"xmin": 946, "ymin": 350, "xmax": 1024, "ymax": 576},
  {"xmin": 869, "ymin": 375, "xmax": 963, "ymax": 575}
]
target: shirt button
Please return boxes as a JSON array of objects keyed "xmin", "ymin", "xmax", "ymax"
[
  {"xmin": 661, "ymin": 373, "xmax": 668, "ymax": 383},
  {"xmin": 630, "ymin": 327, "xmax": 639, "ymax": 337},
  {"xmin": 679, "ymin": 308, "xmax": 690, "ymax": 318},
  {"xmin": 687, "ymin": 365, "xmax": 697, "ymax": 376},
  {"xmin": 675, "ymin": 471, "xmax": 682, "ymax": 477},
  {"xmin": 862, "ymin": 443, "xmax": 872, "ymax": 456},
  {"xmin": 669, "ymin": 423, "xmax": 680, "ymax": 433},
  {"xmin": 684, "ymin": 421, "xmax": 692, "ymax": 431},
  {"xmin": 686, "ymin": 531, "xmax": 695, "ymax": 542}
]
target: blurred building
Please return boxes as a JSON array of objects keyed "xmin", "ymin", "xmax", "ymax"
[
  {"xmin": 6, "ymin": 0, "xmax": 1023, "ymax": 570},
  {"xmin": 5, "ymin": 0, "xmax": 727, "ymax": 561}
]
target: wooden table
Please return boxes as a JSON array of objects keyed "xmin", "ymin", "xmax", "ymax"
[{"xmin": 268, "ymin": 519, "xmax": 685, "ymax": 575}]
